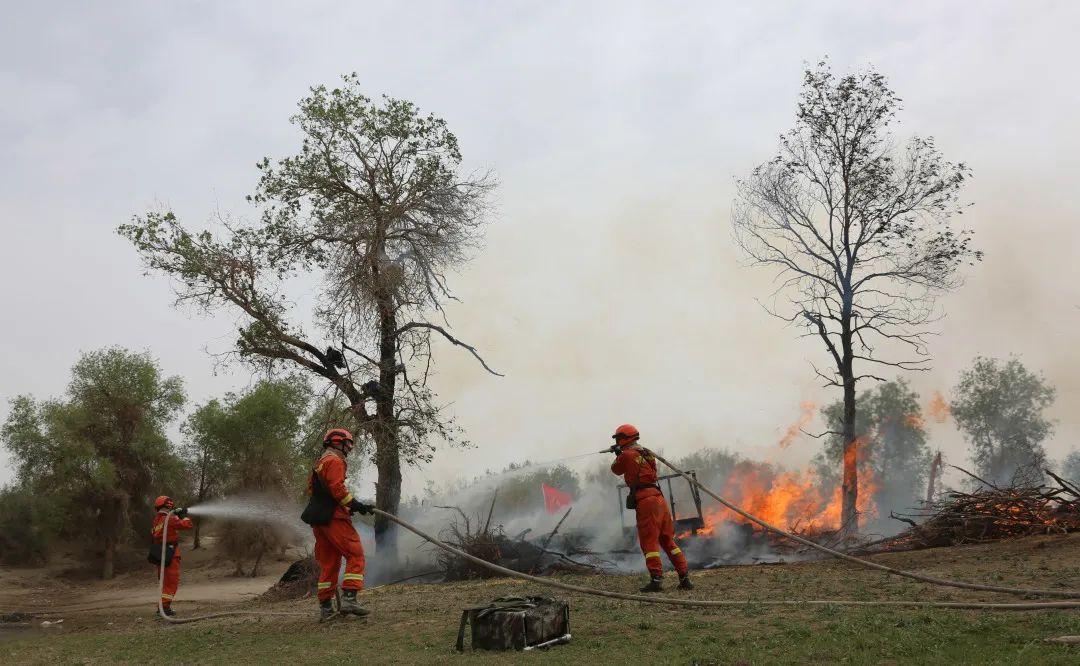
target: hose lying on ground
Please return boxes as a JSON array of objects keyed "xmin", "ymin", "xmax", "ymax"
[
  {"xmin": 372, "ymin": 508, "xmax": 1080, "ymax": 610},
  {"xmin": 647, "ymin": 451, "xmax": 1080, "ymax": 599}
]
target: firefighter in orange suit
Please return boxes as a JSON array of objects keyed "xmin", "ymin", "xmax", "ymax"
[
  {"xmin": 151, "ymin": 495, "xmax": 194, "ymax": 616},
  {"xmin": 610, "ymin": 424, "xmax": 693, "ymax": 592},
  {"xmin": 308, "ymin": 428, "xmax": 374, "ymax": 620}
]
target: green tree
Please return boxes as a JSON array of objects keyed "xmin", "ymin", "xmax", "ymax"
[
  {"xmin": 179, "ymin": 398, "xmax": 228, "ymax": 549},
  {"xmin": 732, "ymin": 62, "xmax": 979, "ymax": 534},
  {"xmin": 0, "ymin": 483, "xmax": 62, "ymax": 565},
  {"xmin": 120, "ymin": 75, "xmax": 498, "ymax": 550},
  {"xmin": 1, "ymin": 348, "xmax": 185, "ymax": 578},
  {"xmin": 817, "ymin": 379, "xmax": 932, "ymax": 515},
  {"xmin": 1062, "ymin": 450, "xmax": 1080, "ymax": 487},
  {"xmin": 951, "ymin": 356, "xmax": 1054, "ymax": 486},
  {"xmin": 183, "ymin": 379, "xmax": 310, "ymax": 575},
  {"xmin": 494, "ymin": 463, "xmax": 581, "ymax": 517}
]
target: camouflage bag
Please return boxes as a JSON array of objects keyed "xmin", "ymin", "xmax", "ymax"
[{"xmin": 455, "ymin": 596, "xmax": 571, "ymax": 651}]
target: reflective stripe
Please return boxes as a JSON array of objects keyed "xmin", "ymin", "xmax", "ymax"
[
  {"xmin": 317, "ymin": 582, "xmax": 332, "ymax": 589},
  {"xmin": 153, "ymin": 525, "xmax": 163, "ymax": 533},
  {"xmin": 670, "ymin": 547, "xmax": 682, "ymax": 555},
  {"xmin": 644, "ymin": 551, "xmax": 661, "ymax": 559},
  {"xmin": 162, "ymin": 593, "xmax": 174, "ymax": 599},
  {"xmin": 343, "ymin": 573, "xmax": 364, "ymax": 581},
  {"xmin": 340, "ymin": 493, "xmax": 354, "ymax": 506}
]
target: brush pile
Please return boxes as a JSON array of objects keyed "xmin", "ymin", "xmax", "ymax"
[
  {"xmin": 432, "ymin": 503, "xmax": 607, "ymax": 580},
  {"xmin": 260, "ymin": 555, "xmax": 320, "ymax": 601},
  {"xmin": 884, "ymin": 470, "xmax": 1080, "ymax": 550}
]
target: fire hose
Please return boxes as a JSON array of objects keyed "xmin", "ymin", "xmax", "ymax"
[
  {"xmin": 373, "ymin": 509, "xmax": 1080, "ymax": 610},
  {"xmin": 156, "ymin": 451, "xmax": 1080, "ymax": 621},
  {"xmin": 644, "ymin": 451, "xmax": 1080, "ymax": 599}
]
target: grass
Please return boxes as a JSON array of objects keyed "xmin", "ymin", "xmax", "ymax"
[{"xmin": 4, "ymin": 533, "xmax": 1080, "ymax": 664}]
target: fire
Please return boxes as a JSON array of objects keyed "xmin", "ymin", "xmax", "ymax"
[
  {"xmin": 778, "ymin": 401, "xmax": 816, "ymax": 449},
  {"xmin": 685, "ymin": 446, "xmax": 879, "ymax": 538},
  {"xmin": 903, "ymin": 412, "xmax": 926, "ymax": 429},
  {"xmin": 927, "ymin": 391, "xmax": 950, "ymax": 423}
]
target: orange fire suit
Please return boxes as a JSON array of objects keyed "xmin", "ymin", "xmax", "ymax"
[
  {"xmin": 611, "ymin": 444, "xmax": 688, "ymax": 578},
  {"xmin": 308, "ymin": 450, "xmax": 366, "ymax": 602},
  {"xmin": 151, "ymin": 511, "xmax": 194, "ymax": 608}
]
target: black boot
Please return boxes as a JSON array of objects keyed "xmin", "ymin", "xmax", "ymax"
[
  {"xmin": 639, "ymin": 575, "xmax": 663, "ymax": 593},
  {"xmin": 160, "ymin": 605, "xmax": 176, "ymax": 617},
  {"xmin": 319, "ymin": 599, "xmax": 335, "ymax": 622},
  {"xmin": 339, "ymin": 590, "xmax": 370, "ymax": 617},
  {"xmin": 678, "ymin": 574, "xmax": 694, "ymax": 590}
]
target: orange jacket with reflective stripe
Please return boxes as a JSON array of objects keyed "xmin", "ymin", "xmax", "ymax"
[
  {"xmin": 308, "ymin": 451, "xmax": 354, "ymax": 520},
  {"xmin": 151, "ymin": 512, "xmax": 193, "ymax": 546},
  {"xmin": 611, "ymin": 445, "xmax": 662, "ymax": 499}
]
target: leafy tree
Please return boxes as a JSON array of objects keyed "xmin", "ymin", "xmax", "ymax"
[
  {"xmin": 732, "ymin": 62, "xmax": 979, "ymax": 533},
  {"xmin": 120, "ymin": 75, "xmax": 498, "ymax": 549},
  {"xmin": 183, "ymin": 379, "xmax": 310, "ymax": 575},
  {"xmin": 1, "ymin": 348, "xmax": 185, "ymax": 578},
  {"xmin": 494, "ymin": 463, "xmax": 581, "ymax": 517},
  {"xmin": 817, "ymin": 379, "xmax": 932, "ymax": 515},
  {"xmin": 0, "ymin": 483, "xmax": 62, "ymax": 565},
  {"xmin": 951, "ymin": 356, "xmax": 1054, "ymax": 486},
  {"xmin": 1062, "ymin": 450, "xmax": 1080, "ymax": 487},
  {"xmin": 179, "ymin": 398, "xmax": 228, "ymax": 549}
]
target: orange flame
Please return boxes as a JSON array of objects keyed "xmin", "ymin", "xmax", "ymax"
[
  {"xmin": 778, "ymin": 401, "xmax": 816, "ymax": 449},
  {"xmin": 684, "ymin": 441, "xmax": 879, "ymax": 538},
  {"xmin": 903, "ymin": 412, "xmax": 926, "ymax": 429},
  {"xmin": 927, "ymin": 391, "xmax": 950, "ymax": 423}
]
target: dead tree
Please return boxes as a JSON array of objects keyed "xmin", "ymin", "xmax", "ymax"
[
  {"xmin": 121, "ymin": 75, "xmax": 499, "ymax": 550},
  {"xmin": 733, "ymin": 62, "xmax": 980, "ymax": 535}
]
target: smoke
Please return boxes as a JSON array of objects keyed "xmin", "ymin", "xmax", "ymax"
[{"xmin": 778, "ymin": 401, "xmax": 816, "ymax": 449}]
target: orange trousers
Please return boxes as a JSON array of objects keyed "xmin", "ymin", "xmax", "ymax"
[
  {"xmin": 313, "ymin": 518, "xmax": 366, "ymax": 602},
  {"xmin": 156, "ymin": 554, "xmax": 181, "ymax": 607},
  {"xmin": 635, "ymin": 494, "xmax": 688, "ymax": 577}
]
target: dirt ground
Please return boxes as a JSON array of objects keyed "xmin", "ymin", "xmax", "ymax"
[
  {"xmin": 0, "ymin": 538, "xmax": 291, "ymax": 616},
  {"xmin": 2, "ymin": 532, "xmax": 1080, "ymax": 664}
]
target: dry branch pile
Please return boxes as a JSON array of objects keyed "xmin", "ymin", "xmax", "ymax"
[
  {"xmin": 432, "ymin": 503, "xmax": 607, "ymax": 581},
  {"xmin": 884, "ymin": 470, "xmax": 1080, "ymax": 550}
]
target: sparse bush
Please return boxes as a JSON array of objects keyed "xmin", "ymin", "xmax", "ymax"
[{"xmin": 0, "ymin": 485, "xmax": 59, "ymax": 565}]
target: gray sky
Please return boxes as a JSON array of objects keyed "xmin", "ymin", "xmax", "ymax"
[{"xmin": 3, "ymin": 1, "xmax": 1079, "ymax": 496}]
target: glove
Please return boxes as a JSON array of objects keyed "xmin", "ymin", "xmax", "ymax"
[
  {"xmin": 175, "ymin": 507, "xmax": 189, "ymax": 519},
  {"xmin": 348, "ymin": 499, "xmax": 374, "ymax": 515},
  {"xmin": 609, "ymin": 444, "xmax": 621, "ymax": 455}
]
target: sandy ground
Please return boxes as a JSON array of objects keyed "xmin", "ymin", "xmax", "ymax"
[{"xmin": 0, "ymin": 538, "xmax": 296, "ymax": 617}]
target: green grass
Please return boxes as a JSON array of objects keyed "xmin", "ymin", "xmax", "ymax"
[
  {"xmin": 3, "ymin": 602, "xmax": 1079, "ymax": 665},
  {"xmin": 5, "ymin": 534, "xmax": 1080, "ymax": 664}
]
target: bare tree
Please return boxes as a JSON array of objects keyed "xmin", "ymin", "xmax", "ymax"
[
  {"xmin": 732, "ymin": 62, "xmax": 980, "ymax": 534},
  {"xmin": 120, "ymin": 74, "xmax": 499, "ymax": 549}
]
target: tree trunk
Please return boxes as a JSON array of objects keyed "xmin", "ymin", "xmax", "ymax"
[
  {"xmin": 372, "ymin": 297, "xmax": 401, "ymax": 554},
  {"xmin": 102, "ymin": 537, "xmax": 116, "ymax": 580},
  {"xmin": 192, "ymin": 468, "xmax": 207, "ymax": 549},
  {"xmin": 926, "ymin": 451, "xmax": 942, "ymax": 504},
  {"xmin": 840, "ymin": 318, "xmax": 859, "ymax": 537},
  {"xmin": 840, "ymin": 375, "xmax": 859, "ymax": 537}
]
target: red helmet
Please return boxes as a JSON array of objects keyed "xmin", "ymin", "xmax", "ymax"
[
  {"xmin": 612, "ymin": 424, "xmax": 640, "ymax": 445},
  {"xmin": 154, "ymin": 495, "xmax": 174, "ymax": 510},
  {"xmin": 323, "ymin": 428, "xmax": 355, "ymax": 454}
]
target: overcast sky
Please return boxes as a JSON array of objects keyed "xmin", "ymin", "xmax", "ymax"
[{"xmin": 3, "ymin": 1, "xmax": 1079, "ymax": 496}]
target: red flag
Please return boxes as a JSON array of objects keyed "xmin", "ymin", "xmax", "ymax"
[{"xmin": 542, "ymin": 483, "xmax": 573, "ymax": 514}]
